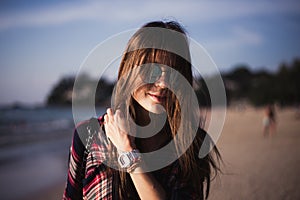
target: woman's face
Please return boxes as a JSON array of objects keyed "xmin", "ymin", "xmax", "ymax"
[{"xmin": 132, "ymin": 65, "xmax": 170, "ymax": 114}]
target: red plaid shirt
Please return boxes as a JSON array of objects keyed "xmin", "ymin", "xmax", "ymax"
[{"xmin": 63, "ymin": 118, "xmax": 203, "ymax": 200}]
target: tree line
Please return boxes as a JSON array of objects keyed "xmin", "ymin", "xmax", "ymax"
[
  {"xmin": 47, "ymin": 58, "xmax": 300, "ymax": 107},
  {"xmin": 224, "ymin": 58, "xmax": 300, "ymax": 106}
]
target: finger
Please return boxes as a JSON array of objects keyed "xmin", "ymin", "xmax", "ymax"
[
  {"xmin": 104, "ymin": 115, "xmax": 112, "ymax": 139},
  {"xmin": 106, "ymin": 108, "xmax": 114, "ymax": 121},
  {"xmin": 104, "ymin": 114, "xmax": 109, "ymax": 124},
  {"xmin": 115, "ymin": 109, "xmax": 124, "ymax": 116},
  {"xmin": 106, "ymin": 108, "xmax": 114, "ymax": 118},
  {"xmin": 114, "ymin": 109, "xmax": 124, "ymax": 121},
  {"xmin": 115, "ymin": 109, "xmax": 128, "ymax": 132}
]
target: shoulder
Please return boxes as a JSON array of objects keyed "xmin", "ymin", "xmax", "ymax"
[
  {"xmin": 75, "ymin": 116, "xmax": 104, "ymax": 135},
  {"xmin": 72, "ymin": 115, "xmax": 106, "ymax": 150},
  {"xmin": 75, "ymin": 115, "xmax": 105, "ymax": 137}
]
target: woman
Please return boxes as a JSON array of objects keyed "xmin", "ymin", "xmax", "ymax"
[{"xmin": 63, "ymin": 21, "xmax": 221, "ymax": 200}]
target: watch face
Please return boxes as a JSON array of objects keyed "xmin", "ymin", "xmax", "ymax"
[{"xmin": 119, "ymin": 154, "xmax": 131, "ymax": 168}]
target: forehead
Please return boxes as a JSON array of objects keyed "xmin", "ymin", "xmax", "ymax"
[
  {"xmin": 143, "ymin": 63, "xmax": 170, "ymax": 72},
  {"xmin": 139, "ymin": 49, "xmax": 176, "ymax": 67}
]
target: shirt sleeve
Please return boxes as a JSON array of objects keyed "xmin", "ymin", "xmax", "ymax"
[
  {"xmin": 63, "ymin": 127, "xmax": 86, "ymax": 200},
  {"xmin": 63, "ymin": 117, "xmax": 108, "ymax": 200}
]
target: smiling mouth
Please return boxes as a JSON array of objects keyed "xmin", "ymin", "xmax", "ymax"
[{"xmin": 148, "ymin": 93, "xmax": 166, "ymax": 103}]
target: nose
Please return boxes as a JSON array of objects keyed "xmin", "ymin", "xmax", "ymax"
[{"xmin": 154, "ymin": 71, "xmax": 168, "ymax": 88}]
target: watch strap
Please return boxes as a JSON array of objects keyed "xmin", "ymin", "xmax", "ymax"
[{"xmin": 118, "ymin": 149, "xmax": 141, "ymax": 170}]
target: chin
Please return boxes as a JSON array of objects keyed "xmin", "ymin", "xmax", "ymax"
[{"xmin": 147, "ymin": 104, "xmax": 166, "ymax": 114}]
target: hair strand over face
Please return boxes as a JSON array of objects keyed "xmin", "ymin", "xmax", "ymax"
[{"xmin": 112, "ymin": 20, "xmax": 221, "ymax": 199}]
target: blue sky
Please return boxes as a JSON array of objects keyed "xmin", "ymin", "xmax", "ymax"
[{"xmin": 0, "ymin": 0, "xmax": 300, "ymax": 105}]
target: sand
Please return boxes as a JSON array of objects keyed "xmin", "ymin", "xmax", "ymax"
[
  {"xmin": 19, "ymin": 107, "xmax": 300, "ymax": 199},
  {"xmin": 210, "ymin": 107, "xmax": 300, "ymax": 200}
]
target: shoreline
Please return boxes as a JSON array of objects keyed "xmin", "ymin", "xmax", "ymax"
[{"xmin": 1, "ymin": 107, "xmax": 299, "ymax": 199}]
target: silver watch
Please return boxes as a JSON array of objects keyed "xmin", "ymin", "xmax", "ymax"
[{"xmin": 118, "ymin": 149, "xmax": 141, "ymax": 169}]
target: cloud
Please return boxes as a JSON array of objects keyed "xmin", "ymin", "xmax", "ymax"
[
  {"xmin": 0, "ymin": 0, "xmax": 300, "ymax": 31},
  {"xmin": 232, "ymin": 26, "xmax": 263, "ymax": 45},
  {"xmin": 0, "ymin": 1, "xmax": 104, "ymax": 30},
  {"xmin": 203, "ymin": 26, "xmax": 263, "ymax": 53}
]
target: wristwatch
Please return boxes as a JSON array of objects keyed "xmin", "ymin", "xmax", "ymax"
[{"xmin": 118, "ymin": 149, "xmax": 141, "ymax": 169}]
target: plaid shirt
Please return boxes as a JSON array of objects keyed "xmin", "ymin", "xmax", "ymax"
[{"xmin": 63, "ymin": 118, "xmax": 203, "ymax": 200}]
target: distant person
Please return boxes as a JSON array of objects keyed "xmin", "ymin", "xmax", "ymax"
[
  {"xmin": 262, "ymin": 104, "xmax": 276, "ymax": 137},
  {"xmin": 63, "ymin": 21, "xmax": 221, "ymax": 199}
]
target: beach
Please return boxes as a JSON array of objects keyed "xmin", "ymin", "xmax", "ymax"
[
  {"xmin": 210, "ymin": 107, "xmax": 300, "ymax": 200},
  {"xmin": 0, "ymin": 107, "xmax": 299, "ymax": 199}
]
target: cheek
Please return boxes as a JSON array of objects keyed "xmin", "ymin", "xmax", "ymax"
[
  {"xmin": 133, "ymin": 84, "xmax": 153, "ymax": 98},
  {"xmin": 132, "ymin": 86, "xmax": 147, "ymax": 101}
]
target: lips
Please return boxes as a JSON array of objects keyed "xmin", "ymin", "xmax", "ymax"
[{"xmin": 147, "ymin": 93, "xmax": 166, "ymax": 103}]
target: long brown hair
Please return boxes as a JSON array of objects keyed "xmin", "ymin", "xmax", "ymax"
[{"xmin": 112, "ymin": 21, "xmax": 221, "ymax": 199}]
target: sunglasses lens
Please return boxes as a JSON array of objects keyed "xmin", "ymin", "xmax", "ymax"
[{"xmin": 148, "ymin": 64, "xmax": 162, "ymax": 83}]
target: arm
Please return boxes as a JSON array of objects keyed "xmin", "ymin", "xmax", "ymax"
[
  {"xmin": 104, "ymin": 108, "xmax": 166, "ymax": 200},
  {"xmin": 129, "ymin": 163, "xmax": 166, "ymax": 200},
  {"xmin": 63, "ymin": 128, "xmax": 85, "ymax": 200}
]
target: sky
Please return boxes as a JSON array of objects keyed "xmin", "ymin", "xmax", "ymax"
[{"xmin": 0, "ymin": 0, "xmax": 299, "ymax": 105}]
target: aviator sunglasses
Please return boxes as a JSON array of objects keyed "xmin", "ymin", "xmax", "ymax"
[{"xmin": 141, "ymin": 64, "xmax": 171, "ymax": 84}]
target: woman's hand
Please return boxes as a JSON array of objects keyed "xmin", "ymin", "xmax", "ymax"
[
  {"xmin": 105, "ymin": 108, "xmax": 166, "ymax": 200},
  {"xmin": 104, "ymin": 108, "xmax": 136, "ymax": 152}
]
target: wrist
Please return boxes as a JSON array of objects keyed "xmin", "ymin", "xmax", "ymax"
[
  {"xmin": 118, "ymin": 149, "xmax": 142, "ymax": 172},
  {"xmin": 120, "ymin": 132, "xmax": 136, "ymax": 152},
  {"xmin": 128, "ymin": 161, "xmax": 146, "ymax": 174},
  {"xmin": 117, "ymin": 144, "xmax": 135, "ymax": 154}
]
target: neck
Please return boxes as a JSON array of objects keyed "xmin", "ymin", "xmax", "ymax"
[
  {"xmin": 132, "ymin": 99, "xmax": 170, "ymax": 153},
  {"xmin": 133, "ymin": 99, "xmax": 151, "ymax": 126}
]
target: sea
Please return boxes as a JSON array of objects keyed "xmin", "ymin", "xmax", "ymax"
[{"xmin": 0, "ymin": 106, "xmax": 105, "ymax": 200}]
